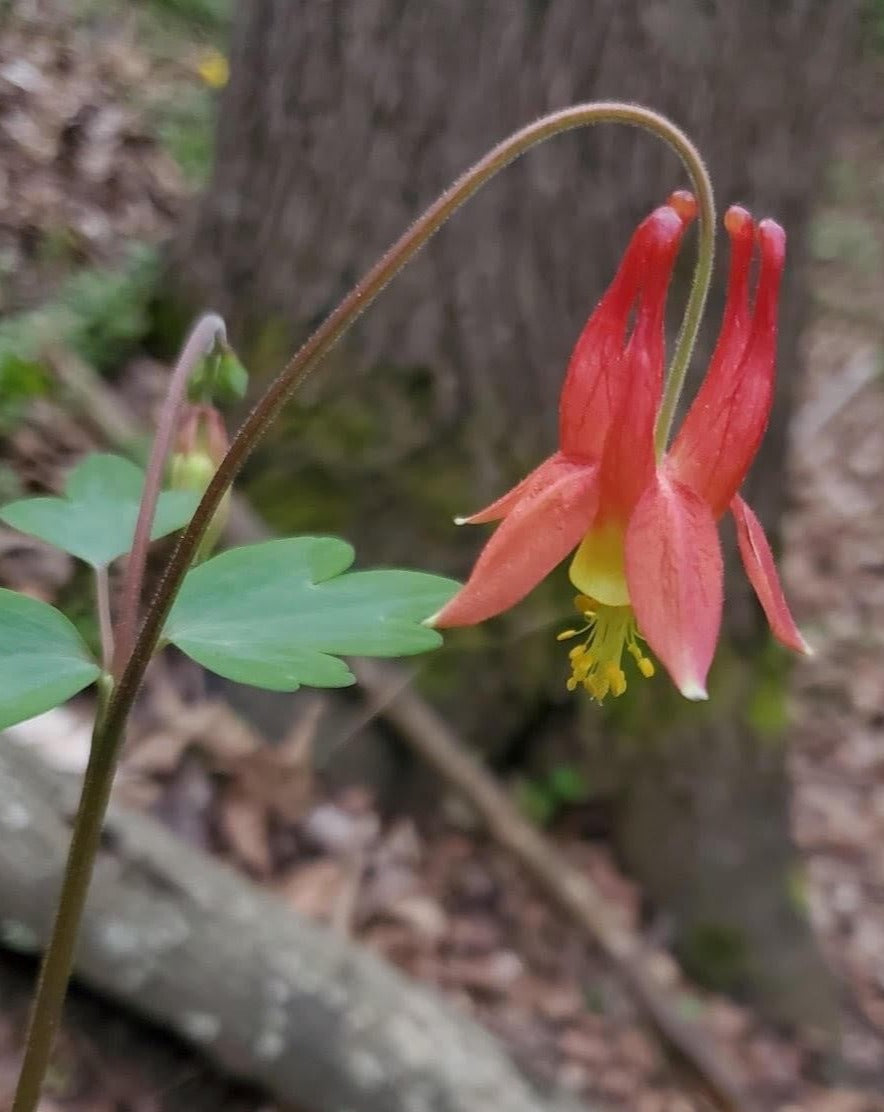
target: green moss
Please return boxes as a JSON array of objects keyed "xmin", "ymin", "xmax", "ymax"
[
  {"xmin": 141, "ymin": 0, "xmax": 232, "ymax": 30},
  {"xmin": 742, "ymin": 639, "xmax": 791, "ymax": 739},
  {"xmin": 786, "ymin": 864, "xmax": 810, "ymax": 916},
  {"xmin": 678, "ymin": 921, "xmax": 751, "ymax": 993},
  {"xmin": 245, "ymin": 463, "xmax": 352, "ymax": 535}
]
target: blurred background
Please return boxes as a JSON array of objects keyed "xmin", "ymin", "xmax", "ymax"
[{"xmin": 0, "ymin": 1, "xmax": 883, "ymax": 1109}]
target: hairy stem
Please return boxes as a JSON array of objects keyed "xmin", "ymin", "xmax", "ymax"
[
  {"xmin": 12, "ymin": 675, "xmax": 114, "ymax": 1112},
  {"xmin": 113, "ymin": 312, "xmax": 226, "ymax": 677},
  {"xmin": 13, "ymin": 102, "xmax": 713, "ymax": 1111}
]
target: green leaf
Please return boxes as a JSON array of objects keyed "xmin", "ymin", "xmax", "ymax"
[
  {"xmin": 164, "ymin": 537, "xmax": 459, "ymax": 691},
  {"xmin": 0, "ymin": 453, "xmax": 199, "ymax": 568},
  {"xmin": 0, "ymin": 589, "xmax": 100, "ymax": 729}
]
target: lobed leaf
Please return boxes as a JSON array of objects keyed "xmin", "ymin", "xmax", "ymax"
[
  {"xmin": 164, "ymin": 537, "xmax": 459, "ymax": 691},
  {"xmin": 0, "ymin": 453, "xmax": 199, "ymax": 568}
]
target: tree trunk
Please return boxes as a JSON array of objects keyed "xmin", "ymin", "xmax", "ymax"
[{"xmin": 174, "ymin": 0, "xmax": 860, "ymax": 1028}]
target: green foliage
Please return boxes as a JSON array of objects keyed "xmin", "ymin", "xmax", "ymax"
[
  {"xmin": 862, "ymin": 0, "xmax": 884, "ymax": 52},
  {"xmin": 143, "ymin": 0, "xmax": 232, "ymax": 30},
  {"xmin": 515, "ymin": 763, "xmax": 589, "ymax": 826},
  {"xmin": 0, "ymin": 453, "xmax": 198, "ymax": 569},
  {"xmin": 0, "ymin": 354, "xmax": 49, "ymax": 434},
  {"xmin": 65, "ymin": 247, "xmax": 161, "ymax": 367},
  {"xmin": 188, "ymin": 347, "xmax": 249, "ymax": 403},
  {"xmin": 164, "ymin": 537, "xmax": 460, "ymax": 691},
  {"xmin": 0, "ymin": 246, "xmax": 160, "ymax": 381},
  {"xmin": 0, "ymin": 589, "xmax": 100, "ymax": 729},
  {"xmin": 155, "ymin": 85, "xmax": 216, "ymax": 185}
]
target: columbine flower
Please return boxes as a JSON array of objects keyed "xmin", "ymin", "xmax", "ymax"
[{"xmin": 429, "ymin": 192, "xmax": 810, "ymax": 701}]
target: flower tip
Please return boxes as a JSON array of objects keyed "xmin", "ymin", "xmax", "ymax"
[
  {"xmin": 422, "ymin": 610, "xmax": 441, "ymax": 629},
  {"xmin": 645, "ymin": 205, "xmax": 685, "ymax": 251},
  {"xmin": 797, "ymin": 633, "xmax": 815, "ymax": 658},
  {"xmin": 453, "ymin": 516, "xmax": 468, "ymax": 526},
  {"xmin": 757, "ymin": 218, "xmax": 786, "ymax": 264},
  {"xmin": 678, "ymin": 678, "xmax": 709, "ymax": 702},
  {"xmin": 724, "ymin": 205, "xmax": 754, "ymax": 239},
  {"xmin": 667, "ymin": 190, "xmax": 697, "ymax": 225}
]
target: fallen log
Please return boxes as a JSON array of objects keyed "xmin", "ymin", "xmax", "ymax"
[{"xmin": 0, "ymin": 742, "xmax": 589, "ymax": 1112}]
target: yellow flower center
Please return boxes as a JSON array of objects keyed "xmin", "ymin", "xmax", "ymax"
[
  {"xmin": 569, "ymin": 522, "xmax": 630, "ymax": 606},
  {"xmin": 557, "ymin": 595, "xmax": 655, "ymax": 701}
]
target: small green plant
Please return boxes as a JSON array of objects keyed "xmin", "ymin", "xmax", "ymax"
[
  {"xmin": 516, "ymin": 764, "xmax": 589, "ymax": 826},
  {"xmin": 144, "ymin": 0, "xmax": 232, "ymax": 30},
  {"xmin": 156, "ymin": 86, "xmax": 217, "ymax": 185},
  {"xmin": 0, "ymin": 246, "xmax": 160, "ymax": 379}
]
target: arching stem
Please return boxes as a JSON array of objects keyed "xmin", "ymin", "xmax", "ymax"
[{"xmin": 113, "ymin": 312, "xmax": 226, "ymax": 677}]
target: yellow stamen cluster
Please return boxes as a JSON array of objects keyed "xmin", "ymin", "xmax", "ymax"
[{"xmin": 557, "ymin": 595, "xmax": 655, "ymax": 701}]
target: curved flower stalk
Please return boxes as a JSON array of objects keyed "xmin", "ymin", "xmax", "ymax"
[{"xmin": 430, "ymin": 192, "xmax": 810, "ymax": 701}]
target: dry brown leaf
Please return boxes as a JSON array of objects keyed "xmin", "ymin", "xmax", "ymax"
[
  {"xmin": 380, "ymin": 894, "xmax": 448, "ymax": 943},
  {"xmin": 276, "ymin": 858, "xmax": 348, "ymax": 923},
  {"xmin": 218, "ymin": 786, "xmax": 272, "ymax": 877},
  {"xmin": 123, "ymin": 729, "xmax": 192, "ymax": 777}
]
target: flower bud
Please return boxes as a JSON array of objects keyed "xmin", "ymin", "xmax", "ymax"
[{"xmin": 170, "ymin": 405, "xmax": 230, "ymax": 562}]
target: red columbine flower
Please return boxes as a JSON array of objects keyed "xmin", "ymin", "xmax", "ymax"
[{"xmin": 429, "ymin": 191, "xmax": 810, "ymax": 701}]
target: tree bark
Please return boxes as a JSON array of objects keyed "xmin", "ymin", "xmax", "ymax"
[
  {"xmin": 0, "ymin": 741, "xmax": 589, "ymax": 1112},
  {"xmin": 172, "ymin": 0, "xmax": 860, "ymax": 1028}
]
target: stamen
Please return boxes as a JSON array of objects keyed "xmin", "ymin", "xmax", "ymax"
[{"xmin": 558, "ymin": 599, "xmax": 655, "ymax": 702}]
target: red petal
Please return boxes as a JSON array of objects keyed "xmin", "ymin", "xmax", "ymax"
[
  {"xmin": 731, "ymin": 494, "xmax": 811, "ymax": 654},
  {"xmin": 431, "ymin": 458, "xmax": 600, "ymax": 627},
  {"xmin": 669, "ymin": 215, "xmax": 786, "ymax": 517},
  {"xmin": 559, "ymin": 203, "xmax": 693, "ymax": 461},
  {"xmin": 597, "ymin": 207, "xmax": 687, "ymax": 520},
  {"xmin": 455, "ymin": 452, "xmax": 566, "ymax": 525},
  {"xmin": 625, "ymin": 471, "xmax": 723, "ymax": 699}
]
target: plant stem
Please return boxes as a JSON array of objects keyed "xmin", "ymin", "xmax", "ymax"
[
  {"xmin": 12, "ymin": 675, "xmax": 114, "ymax": 1112},
  {"xmin": 13, "ymin": 102, "xmax": 714, "ymax": 1112},
  {"xmin": 95, "ymin": 566, "xmax": 113, "ymax": 672},
  {"xmin": 654, "ymin": 174, "xmax": 716, "ymax": 458},
  {"xmin": 113, "ymin": 312, "xmax": 226, "ymax": 678}
]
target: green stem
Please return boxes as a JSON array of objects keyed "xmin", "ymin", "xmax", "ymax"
[
  {"xmin": 13, "ymin": 102, "xmax": 714, "ymax": 1111},
  {"xmin": 95, "ymin": 566, "xmax": 113, "ymax": 672},
  {"xmin": 654, "ymin": 171, "xmax": 716, "ymax": 457},
  {"xmin": 12, "ymin": 674, "xmax": 114, "ymax": 1112}
]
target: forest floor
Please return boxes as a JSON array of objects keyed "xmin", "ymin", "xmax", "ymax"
[{"xmin": 1, "ymin": 2, "xmax": 884, "ymax": 1111}]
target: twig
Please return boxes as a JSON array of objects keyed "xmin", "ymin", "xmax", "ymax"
[{"xmin": 352, "ymin": 658, "xmax": 758, "ymax": 1112}]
